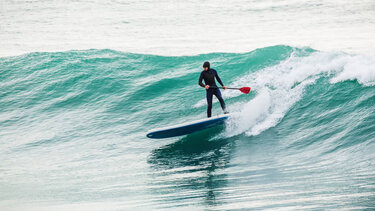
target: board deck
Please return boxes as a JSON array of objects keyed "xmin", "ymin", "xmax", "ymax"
[{"xmin": 146, "ymin": 114, "xmax": 231, "ymax": 139}]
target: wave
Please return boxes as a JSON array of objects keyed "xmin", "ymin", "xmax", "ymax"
[
  {"xmin": 0, "ymin": 46, "xmax": 374, "ymax": 144},
  {"xmin": 190, "ymin": 47, "xmax": 375, "ymax": 139},
  {"xmin": 1, "ymin": 45, "xmax": 375, "ymax": 210}
]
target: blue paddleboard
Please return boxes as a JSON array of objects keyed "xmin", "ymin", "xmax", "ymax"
[{"xmin": 146, "ymin": 114, "xmax": 230, "ymax": 139}]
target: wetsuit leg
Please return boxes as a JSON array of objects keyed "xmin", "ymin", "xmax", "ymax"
[
  {"xmin": 213, "ymin": 88, "xmax": 226, "ymax": 111},
  {"xmin": 206, "ymin": 89, "xmax": 213, "ymax": 117}
]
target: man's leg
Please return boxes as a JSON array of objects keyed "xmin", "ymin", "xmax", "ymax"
[
  {"xmin": 214, "ymin": 88, "xmax": 226, "ymax": 112},
  {"xmin": 206, "ymin": 89, "xmax": 213, "ymax": 118}
]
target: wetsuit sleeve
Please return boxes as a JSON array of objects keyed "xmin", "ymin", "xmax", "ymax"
[
  {"xmin": 198, "ymin": 72, "xmax": 205, "ymax": 87},
  {"xmin": 214, "ymin": 70, "xmax": 224, "ymax": 87}
]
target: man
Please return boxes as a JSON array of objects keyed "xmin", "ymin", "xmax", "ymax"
[{"xmin": 198, "ymin": 61, "xmax": 228, "ymax": 118}]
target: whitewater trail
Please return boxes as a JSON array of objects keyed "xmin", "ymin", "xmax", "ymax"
[{"xmin": 191, "ymin": 50, "xmax": 375, "ymax": 138}]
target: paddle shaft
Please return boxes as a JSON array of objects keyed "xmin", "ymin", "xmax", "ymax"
[
  {"xmin": 206, "ymin": 86, "xmax": 250, "ymax": 94},
  {"xmin": 218, "ymin": 86, "xmax": 251, "ymax": 94},
  {"xmin": 218, "ymin": 87, "xmax": 241, "ymax": 90}
]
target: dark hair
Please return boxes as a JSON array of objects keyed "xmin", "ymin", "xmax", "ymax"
[{"xmin": 203, "ymin": 61, "xmax": 210, "ymax": 69}]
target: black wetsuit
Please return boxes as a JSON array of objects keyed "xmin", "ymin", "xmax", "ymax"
[{"xmin": 198, "ymin": 69, "xmax": 226, "ymax": 117}]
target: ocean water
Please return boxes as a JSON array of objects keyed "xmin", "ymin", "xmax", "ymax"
[
  {"xmin": 1, "ymin": 0, "xmax": 375, "ymax": 57},
  {"xmin": 1, "ymin": 1, "xmax": 375, "ymax": 211}
]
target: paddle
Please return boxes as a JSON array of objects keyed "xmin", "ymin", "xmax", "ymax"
[{"xmin": 219, "ymin": 86, "xmax": 251, "ymax": 94}]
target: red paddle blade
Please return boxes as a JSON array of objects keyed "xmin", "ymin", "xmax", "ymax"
[{"xmin": 240, "ymin": 87, "xmax": 251, "ymax": 94}]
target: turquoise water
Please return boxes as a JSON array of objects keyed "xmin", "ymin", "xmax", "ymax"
[{"xmin": 1, "ymin": 46, "xmax": 374, "ymax": 210}]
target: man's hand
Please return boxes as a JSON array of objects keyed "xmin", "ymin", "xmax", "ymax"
[
  {"xmin": 223, "ymin": 86, "xmax": 227, "ymax": 90},
  {"xmin": 205, "ymin": 85, "xmax": 210, "ymax": 90}
]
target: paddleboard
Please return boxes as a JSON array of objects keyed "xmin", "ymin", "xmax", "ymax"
[{"xmin": 146, "ymin": 114, "xmax": 230, "ymax": 139}]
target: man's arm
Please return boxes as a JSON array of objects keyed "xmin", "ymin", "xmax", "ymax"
[
  {"xmin": 198, "ymin": 72, "xmax": 205, "ymax": 87},
  {"xmin": 214, "ymin": 70, "xmax": 224, "ymax": 87}
]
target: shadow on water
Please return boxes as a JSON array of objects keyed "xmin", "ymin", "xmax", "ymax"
[{"xmin": 148, "ymin": 125, "xmax": 235, "ymax": 207}]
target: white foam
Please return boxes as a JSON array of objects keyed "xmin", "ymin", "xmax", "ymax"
[
  {"xmin": 221, "ymin": 50, "xmax": 375, "ymax": 137},
  {"xmin": 330, "ymin": 55, "xmax": 375, "ymax": 86},
  {"xmin": 225, "ymin": 89, "xmax": 271, "ymax": 136}
]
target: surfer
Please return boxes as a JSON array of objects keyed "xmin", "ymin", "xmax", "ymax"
[{"xmin": 199, "ymin": 61, "xmax": 228, "ymax": 118}]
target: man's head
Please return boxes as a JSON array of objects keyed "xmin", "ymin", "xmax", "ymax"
[{"xmin": 203, "ymin": 61, "xmax": 210, "ymax": 71}]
